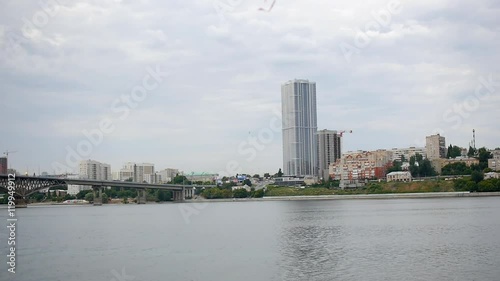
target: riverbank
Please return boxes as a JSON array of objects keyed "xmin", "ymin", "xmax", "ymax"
[
  {"xmin": 185, "ymin": 191, "xmax": 500, "ymax": 203},
  {"xmin": 11, "ymin": 191, "xmax": 500, "ymax": 207}
]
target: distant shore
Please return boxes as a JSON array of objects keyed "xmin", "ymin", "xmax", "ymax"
[
  {"xmin": 6, "ymin": 191, "xmax": 500, "ymax": 208},
  {"xmin": 187, "ymin": 191, "xmax": 500, "ymax": 203}
]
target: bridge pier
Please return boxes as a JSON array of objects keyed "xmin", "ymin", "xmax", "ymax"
[
  {"xmin": 137, "ymin": 189, "xmax": 147, "ymax": 204},
  {"xmin": 172, "ymin": 187, "xmax": 186, "ymax": 202},
  {"xmin": 92, "ymin": 186, "xmax": 103, "ymax": 206}
]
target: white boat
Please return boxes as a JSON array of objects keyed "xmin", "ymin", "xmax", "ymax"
[{"xmin": 62, "ymin": 199, "xmax": 89, "ymax": 204}]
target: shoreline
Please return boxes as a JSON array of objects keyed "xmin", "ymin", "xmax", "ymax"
[
  {"xmin": 186, "ymin": 191, "xmax": 500, "ymax": 203},
  {"xmin": 5, "ymin": 191, "xmax": 500, "ymax": 207}
]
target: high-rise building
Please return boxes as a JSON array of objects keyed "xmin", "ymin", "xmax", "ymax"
[
  {"xmin": 390, "ymin": 147, "xmax": 427, "ymax": 162},
  {"xmin": 119, "ymin": 162, "xmax": 155, "ymax": 182},
  {"xmin": 79, "ymin": 160, "xmax": 111, "ymax": 181},
  {"xmin": 281, "ymin": 79, "xmax": 318, "ymax": 177},
  {"xmin": 0, "ymin": 157, "xmax": 7, "ymax": 174},
  {"xmin": 426, "ymin": 134, "xmax": 446, "ymax": 160},
  {"xmin": 158, "ymin": 168, "xmax": 180, "ymax": 183},
  {"xmin": 317, "ymin": 130, "xmax": 342, "ymax": 180},
  {"xmin": 67, "ymin": 174, "xmax": 90, "ymax": 195}
]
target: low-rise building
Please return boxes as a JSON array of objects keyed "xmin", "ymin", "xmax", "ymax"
[
  {"xmin": 187, "ymin": 173, "xmax": 218, "ymax": 183},
  {"xmin": 232, "ymin": 185, "xmax": 252, "ymax": 192},
  {"xmin": 431, "ymin": 157, "xmax": 479, "ymax": 174},
  {"xmin": 387, "ymin": 171, "xmax": 412, "ymax": 182},
  {"xmin": 484, "ymin": 172, "xmax": 500, "ymax": 179},
  {"xmin": 488, "ymin": 150, "xmax": 500, "ymax": 171},
  {"xmin": 273, "ymin": 176, "xmax": 306, "ymax": 186}
]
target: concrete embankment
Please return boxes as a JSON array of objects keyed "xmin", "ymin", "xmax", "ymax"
[
  {"xmin": 185, "ymin": 191, "xmax": 500, "ymax": 203},
  {"xmin": 261, "ymin": 192, "xmax": 500, "ymax": 201}
]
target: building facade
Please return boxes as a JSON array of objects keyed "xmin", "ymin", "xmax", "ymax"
[
  {"xmin": 0, "ymin": 157, "xmax": 7, "ymax": 174},
  {"xmin": 158, "ymin": 168, "xmax": 180, "ymax": 183},
  {"xmin": 390, "ymin": 147, "xmax": 426, "ymax": 162},
  {"xmin": 187, "ymin": 173, "xmax": 218, "ymax": 183},
  {"xmin": 119, "ymin": 162, "xmax": 155, "ymax": 182},
  {"xmin": 317, "ymin": 130, "xmax": 342, "ymax": 180},
  {"xmin": 67, "ymin": 174, "xmax": 90, "ymax": 195},
  {"xmin": 426, "ymin": 134, "xmax": 446, "ymax": 160},
  {"xmin": 329, "ymin": 150, "xmax": 393, "ymax": 184},
  {"xmin": 282, "ymin": 79, "xmax": 318, "ymax": 177},
  {"xmin": 387, "ymin": 171, "xmax": 412, "ymax": 182},
  {"xmin": 431, "ymin": 157, "xmax": 480, "ymax": 174},
  {"xmin": 143, "ymin": 173, "xmax": 161, "ymax": 184},
  {"xmin": 488, "ymin": 150, "xmax": 500, "ymax": 171},
  {"xmin": 79, "ymin": 160, "xmax": 111, "ymax": 181}
]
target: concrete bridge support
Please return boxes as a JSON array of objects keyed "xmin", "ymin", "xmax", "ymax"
[
  {"xmin": 92, "ymin": 186, "xmax": 103, "ymax": 206},
  {"xmin": 137, "ymin": 189, "xmax": 147, "ymax": 204},
  {"xmin": 184, "ymin": 187, "xmax": 193, "ymax": 199},
  {"xmin": 173, "ymin": 189, "xmax": 186, "ymax": 202}
]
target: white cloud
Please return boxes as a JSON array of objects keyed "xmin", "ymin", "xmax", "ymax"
[{"xmin": 1, "ymin": 0, "xmax": 499, "ymax": 174}]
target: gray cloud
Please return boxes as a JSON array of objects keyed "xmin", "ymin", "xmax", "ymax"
[{"xmin": 0, "ymin": 0, "xmax": 499, "ymax": 175}]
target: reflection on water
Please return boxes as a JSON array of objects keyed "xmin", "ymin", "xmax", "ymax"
[{"xmin": 1, "ymin": 198, "xmax": 500, "ymax": 281}]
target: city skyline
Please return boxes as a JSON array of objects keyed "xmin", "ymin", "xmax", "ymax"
[{"xmin": 1, "ymin": 0, "xmax": 499, "ymax": 176}]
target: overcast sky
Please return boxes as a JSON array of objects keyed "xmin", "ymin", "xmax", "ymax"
[{"xmin": 1, "ymin": 0, "xmax": 499, "ymax": 176}]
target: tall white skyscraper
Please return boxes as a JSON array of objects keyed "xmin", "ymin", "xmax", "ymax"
[{"xmin": 281, "ymin": 79, "xmax": 318, "ymax": 177}]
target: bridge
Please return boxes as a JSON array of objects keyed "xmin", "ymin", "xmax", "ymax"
[{"xmin": 0, "ymin": 174, "xmax": 215, "ymax": 207}]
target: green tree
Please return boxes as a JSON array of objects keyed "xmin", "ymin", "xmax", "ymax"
[
  {"xmin": 478, "ymin": 180, "xmax": 495, "ymax": 192},
  {"xmin": 64, "ymin": 194, "xmax": 76, "ymax": 200},
  {"xmin": 76, "ymin": 190, "xmax": 91, "ymax": 199},
  {"xmin": 233, "ymin": 188, "xmax": 249, "ymax": 198},
  {"xmin": 477, "ymin": 147, "xmax": 492, "ymax": 170},
  {"xmin": 202, "ymin": 187, "xmax": 232, "ymax": 199},
  {"xmin": 409, "ymin": 155, "xmax": 416, "ymax": 166},
  {"xmin": 243, "ymin": 179, "xmax": 252, "ymax": 186},
  {"xmin": 156, "ymin": 190, "xmax": 172, "ymax": 201},
  {"xmin": 471, "ymin": 171, "xmax": 484, "ymax": 183},
  {"xmin": 84, "ymin": 192, "xmax": 93, "ymax": 202},
  {"xmin": 264, "ymin": 173, "xmax": 271, "ymax": 178},
  {"xmin": 442, "ymin": 162, "xmax": 470, "ymax": 175},
  {"xmin": 102, "ymin": 193, "xmax": 109, "ymax": 204},
  {"xmin": 387, "ymin": 160, "xmax": 402, "ymax": 173},
  {"xmin": 419, "ymin": 159, "xmax": 437, "ymax": 177},
  {"xmin": 172, "ymin": 174, "xmax": 190, "ymax": 184},
  {"xmin": 468, "ymin": 146, "xmax": 476, "ymax": 157},
  {"xmin": 277, "ymin": 169, "xmax": 283, "ymax": 177},
  {"xmin": 253, "ymin": 189, "xmax": 264, "ymax": 198},
  {"xmin": 253, "ymin": 174, "xmax": 260, "ymax": 178}
]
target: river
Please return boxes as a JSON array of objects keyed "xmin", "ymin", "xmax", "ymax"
[{"xmin": 1, "ymin": 197, "xmax": 499, "ymax": 281}]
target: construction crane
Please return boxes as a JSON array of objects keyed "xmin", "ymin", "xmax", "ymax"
[
  {"xmin": 338, "ymin": 130, "xmax": 353, "ymax": 137},
  {"xmin": 3, "ymin": 150, "xmax": 17, "ymax": 170},
  {"xmin": 3, "ymin": 150, "xmax": 17, "ymax": 158}
]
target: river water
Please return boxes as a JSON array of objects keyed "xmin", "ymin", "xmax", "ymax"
[{"xmin": 1, "ymin": 197, "xmax": 500, "ymax": 281}]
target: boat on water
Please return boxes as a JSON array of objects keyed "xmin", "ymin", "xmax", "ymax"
[{"xmin": 62, "ymin": 199, "xmax": 89, "ymax": 204}]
